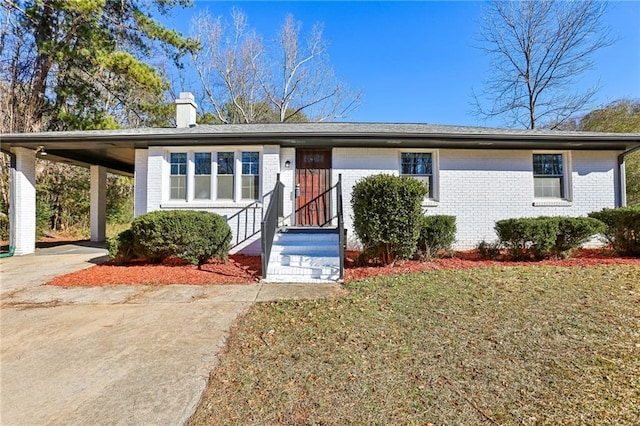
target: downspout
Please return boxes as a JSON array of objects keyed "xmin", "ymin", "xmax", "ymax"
[
  {"xmin": 617, "ymin": 145, "xmax": 640, "ymax": 207},
  {"xmin": 0, "ymin": 150, "xmax": 16, "ymax": 257},
  {"xmin": 0, "ymin": 244, "xmax": 15, "ymax": 258}
]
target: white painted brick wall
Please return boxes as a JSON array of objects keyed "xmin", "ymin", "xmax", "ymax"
[
  {"xmin": 333, "ymin": 148, "xmax": 399, "ymax": 250},
  {"xmin": 143, "ymin": 146, "xmax": 280, "ymax": 254},
  {"xmin": 262, "ymin": 145, "xmax": 280, "ymax": 199},
  {"xmin": 140, "ymin": 145, "xmax": 620, "ymax": 253},
  {"xmin": 333, "ymin": 148, "xmax": 619, "ymax": 250},
  {"xmin": 10, "ymin": 147, "xmax": 37, "ymax": 255},
  {"xmin": 280, "ymin": 147, "xmax": 295, "ymax": 224},
  {"xmin": 146, "ymin": 147, "xmax": 165, "ymax": 212},
  {"xmin": 134, "ymin": 149, "xmax": 148, "ymax": 216}
]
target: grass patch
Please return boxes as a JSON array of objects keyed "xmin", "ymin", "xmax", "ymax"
[{"xmin": 190, "ymin": 266, "xmax": 640, "ymax": 425}]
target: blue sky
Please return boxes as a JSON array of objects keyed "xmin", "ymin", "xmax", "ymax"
[{"xmin": 165, "ymin": 1, "xmax": 640, "ymax": 127}]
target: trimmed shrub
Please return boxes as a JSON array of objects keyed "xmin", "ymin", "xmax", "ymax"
[
  {"xmin": 476, "ymin": 240, "xmax": 501, "ymax": 259},
  {"xmin": 495, "ymin": 216, "xmax": 605, "ymax": 260},
  {"xmin": 107, "ymin": 228, "xmax": 135, "ymax": 265},
  {"xmin": 351, "ymin": 174, "xmax": 428, "ymax": 265},
  {"xmin": 495, "ymin": 217, "xmax": 559, "ymax": 260},
  {"xmin": 113, "ymin": 210, "xmax": 232, "ymax": 267},
  {"xmin": 589, "ymin": 206, "xmax": 640, "ymax": 256},
  {"xmin": 553, "ymin": 217, "xmax": 605, "ymax": 258},
  {"xmin": 416, "ymin": 215, "xmax": 456, "ymax": 258}
]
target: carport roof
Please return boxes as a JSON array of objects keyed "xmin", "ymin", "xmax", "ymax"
[{"xmin": 2, "ymin": 122, "xmax": 640, "ymax": 175}]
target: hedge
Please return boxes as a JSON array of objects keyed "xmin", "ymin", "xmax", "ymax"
[
  {"xmin": 495, "ymin": 216, "xmax": 604, "ymax": 260},
  {"xmin": 109, "ymin": 210, "xmax": 232, "ymax": 267},
  {"xmin": 589, "ymin": 206, "xmax": 640, "ymax": 256},
  {"xmin": 553, "ymin": 217, "xmax": 605, "ymax": 257},
  {"xmin": 416, "ymin": 215, "xmax": 456, "ymax": 258},
  {"xmin": 351, "ymin": 174, "xmax": 428, "ymax": 265},
  {"xmin": 107, "ymin": 228, "xmax": 135, "ymax": 265}
]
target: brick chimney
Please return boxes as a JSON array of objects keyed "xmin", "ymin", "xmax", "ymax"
[{"xmin": 175, "ymin": 92, "xmax": 197, "ymax": 128}]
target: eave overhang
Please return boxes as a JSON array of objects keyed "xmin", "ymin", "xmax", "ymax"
[{"xmin": 3, "ymin": 123, "xmax": 640, "ymax": 175}]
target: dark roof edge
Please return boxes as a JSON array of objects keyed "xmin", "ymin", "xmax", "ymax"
[{"xmin": 3, "ymin": 129, "xmax": 640, "ymax": 143}]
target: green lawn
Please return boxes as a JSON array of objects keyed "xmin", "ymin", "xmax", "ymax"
[{"xmin": 190, "ymin": 266, "xmax": 640, "ymax": 425}]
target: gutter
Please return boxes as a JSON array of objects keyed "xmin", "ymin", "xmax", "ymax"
[{"xmin": 617, "ymin": 145, "xmax": 640, "ymax": 207}]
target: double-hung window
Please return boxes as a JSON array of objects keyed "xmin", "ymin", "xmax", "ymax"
[
  {"xmin": 241, "ymin": 152, "xmax": 259, "ymax": 200},
  {"xmin": 401, "ymin": 152, "xmax": 433, "ymax": 198},
  {"xmin": 167, "ymin": 150, "xmax": 260, "ymax": 202},
  {"xmin": 533, "ymin": 153, "xmax": 565, "ymax": 199},
  {"xmin": 194, "ymin": 152, "xmax": 211, "ymax": 199},
  {"xmin": 217, "ymin": 152, "xmax": 235, "ymax": 200},
  {"xmin": 169, "ymin": 153, "xmax": 187, "ymax": 200}
]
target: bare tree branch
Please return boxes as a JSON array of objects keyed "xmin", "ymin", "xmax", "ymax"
[
  {"xmin": 190, "ymin": 9, "xmax": 361, "ymax": 123},
  {"xmin": 473, "ymin": 0, "xmax": 613, "ymax": 129}
]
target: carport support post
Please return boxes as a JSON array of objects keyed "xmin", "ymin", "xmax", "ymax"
[
  {"xmin": 10, "ymin": 147, "xmax": 37, "ymax": 255},
  {"xmin": 90, "ymin": 165, "xmax": 107, "ymax": 242}
]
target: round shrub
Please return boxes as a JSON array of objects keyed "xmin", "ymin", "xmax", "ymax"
[
  {"xmin": 417, "ymin": 215, "xmax": 456, "ymax": 259},
  {"xmin": 589, "ymin": 206, "xmax": 640, "ymax": 256},
  {"xmin": 495, "ymin": 217, "xmax": 558, "ymax": 260},
  {"xmin": 107, "ymin": 228, "xmax": 134, "ymax": 265},
  {"xmin": 113, "ymin": 210, "xmax": 232, "ymax": 267},
  {"xmin": 351, "ymin": 174, "xmax": 428, "ymax": 265},
  {"xmin": 553, "ymin": 217, "xmax": 605, "ymax": 258}
]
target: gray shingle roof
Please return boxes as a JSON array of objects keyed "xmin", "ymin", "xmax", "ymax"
[
  {"xmin": 2, "ymin": 122, "xmax": 639, "ymax": 175},
  {"xmin": 3, "ymin": 121, "xmax": 640, "ymax": 140}
]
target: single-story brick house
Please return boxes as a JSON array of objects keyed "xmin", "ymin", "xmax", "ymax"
[{"xmin": 3, "ymin": 93, "xmax": 640, "ymax": 281}]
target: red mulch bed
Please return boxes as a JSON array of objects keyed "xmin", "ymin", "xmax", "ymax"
[
  {"xmin": 47, "ymin": 248, "xmax": 640, "ymax": 287},
  {"xmin": 48, "ymin": 255, "xmax": 262, "ymax": 287},
  {"xmin": 344, "ymin": 249, "xmax": 640, "ymax": 281}
]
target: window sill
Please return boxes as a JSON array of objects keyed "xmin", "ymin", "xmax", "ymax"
[
  {"xmin": 161, "ymin": 201, "xmax": 262, "ymax": 209},
  {"xmin": 422, "ymin": 200, "xmax": 439, "ymax": 208},
  {"xmin": 532, "ymin": 199, "xmax": 572, "ymax": 207}
]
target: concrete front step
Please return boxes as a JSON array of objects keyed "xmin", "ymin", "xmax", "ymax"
[
  {"xmin": 265, "ymin": 273, "xmax": 340, "ymax": 283},
  {"xmin": 275, "ymin": 254, "xmax": 340, "ymax": 268},
  {"xmin": 273, "ymin": 233, "xmax": 339, "ymax": 244},
  {"xmin": 266, "ymin": 265, "xmax": 340, "ymax": 277},
  {"xmin": 261, "ymin": 276, "xmax": 339, "ymax": 284},
  {"xmin": 270, "ymin": 244, "xmax": 338, "ymax": 257},
  {"xmin": 264, "ymin": 227, "xmax": 342, "ymax": 282}
]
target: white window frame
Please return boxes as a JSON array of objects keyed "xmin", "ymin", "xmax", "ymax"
[
  {"xmin": 216, "ymin": 151, "xmax": 235, "ymax": 201},
  {"xmin": 168, "ymin": 152, "xmax": 187, "ymax": 201},
  {"xmin": 162, "ymin": 147, "xmax": 263, "ymax": 206},
  {"xmin": 532, "ymin": 150, "xmax": 572, "ymax": 205},
  {"xmin": 399, "ymin": 149, "xmax": 439, "ymax": 203},
  {"xmin": 194, "ymin": 152, "xmax": 213, "ymax": 200},
  {"xmin": 240, "ymin": 151, "xmax": 260, "ymax": 200}
]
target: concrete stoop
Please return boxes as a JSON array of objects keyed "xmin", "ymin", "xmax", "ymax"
[{"xmin": 263, "ymin": 228, "xmax": 341, "ymax": 283}]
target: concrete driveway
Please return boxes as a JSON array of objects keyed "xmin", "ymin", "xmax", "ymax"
[{"xmin": 0, "ymin": 243, "xmax": 345, "ymax": 425}]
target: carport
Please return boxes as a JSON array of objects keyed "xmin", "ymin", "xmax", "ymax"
[
  {"xmin": 2, "ymin": 133, "xmax": 135, "ymax": 255},
  {"xmin": 1, "ymin": 92, "xmax": 202, "ymax": 255}
]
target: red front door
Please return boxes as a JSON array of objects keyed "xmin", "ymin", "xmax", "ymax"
[{"xmin": 296, "ymin": 149, "xmax": 331, "ymax": 226}]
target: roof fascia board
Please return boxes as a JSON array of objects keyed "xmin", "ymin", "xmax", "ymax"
[{"xmin": 3, "ymin": 129, "xmax": 640, "ymax": 149}]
